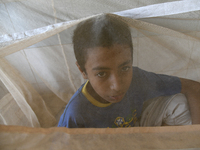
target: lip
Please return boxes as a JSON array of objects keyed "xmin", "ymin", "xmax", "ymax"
[{"xmin": 110, "ymin": 93, "xmax": 124, "ymax": 101}]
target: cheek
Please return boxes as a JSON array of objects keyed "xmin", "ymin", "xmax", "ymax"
[
  {"xmin": 89, "ymin": 80, "xmax": 110, "ymax": 98},
  {"xmin": 128, "ymin": 71, "xmax": 133, "ymax": 82},
  {"xmin": 122, "ymin": 70, "xmax": 133, "ymax": 84},
  {"xmin": 93, "ymin": 81, "xmax": 108, "ymax": 94}
]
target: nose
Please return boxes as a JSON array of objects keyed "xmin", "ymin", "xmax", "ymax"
[{"xmin": 110, "ymin": 74, "xmax": 122, "ymax": 92}]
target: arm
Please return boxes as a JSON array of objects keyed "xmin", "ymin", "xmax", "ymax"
[{"xmin": 180, "ymin": 78, "xmax": 200, "ymax": 124}]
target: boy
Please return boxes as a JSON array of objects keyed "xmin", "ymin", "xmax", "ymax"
[{"xmin": 58, "ymin": 13, "xmax": 200, "ymax": 128}]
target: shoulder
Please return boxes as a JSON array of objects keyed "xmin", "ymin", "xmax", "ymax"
[
  {"xmin": 65, "ymin": 83, "xmax": 89, "ymax": 114},
  {"xmin": 131, "ymin": 67, "xmax": 181, "ymax": 98},
  {"xmin": 132, "ymin": 66, "xmax": 181, "ymax": 83},
  {"xmin": 133, "ymin": 67, "xmax": 159, "ymax": 80},
  {"xmin": 132, "ymin": 66, "xmax": 146, "ymax": 75},
  {"xmin": 131, "ymin": 66, "xmax": 159, "ymax": 85},
  {"xmin": 58, "ymin": 83, "xmax": 89, "ymax": 127},
  {"xmin": 132, "ymin": 66, "xmax": 155, "ymax": 75}
]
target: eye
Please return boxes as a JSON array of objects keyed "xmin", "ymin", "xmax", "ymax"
[
  {"xmin": 97, "ymin": 72, "xmax": 106, "ymax": 78},
  {"xmin": 121, "ymin": 66, "xmax": 130, "ymax": 72}
]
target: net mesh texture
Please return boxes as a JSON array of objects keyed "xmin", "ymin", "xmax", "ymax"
[{"xmin": 0, "ymin": 0, "xmax": 200, "ymax": 149}]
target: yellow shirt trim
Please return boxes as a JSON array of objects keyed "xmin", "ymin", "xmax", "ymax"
[{"xmin": 82, "ymin": 80, "xmax": 112, "ymax": 107}]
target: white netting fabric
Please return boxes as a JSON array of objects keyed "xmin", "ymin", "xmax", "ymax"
[
  {"xmin": 0, "ymin": 0, "xmax": 200, "ymax": 128},
  {"xmin": 0, "ymin": 0, "xmax": 200, "ymax": 149}
]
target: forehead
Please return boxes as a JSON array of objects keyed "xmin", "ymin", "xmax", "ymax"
[{"xmin": 85, "ymin": 44, "xmax": 132, "ymax": 69}]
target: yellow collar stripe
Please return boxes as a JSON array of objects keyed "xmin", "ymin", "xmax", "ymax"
[{"xmin": 82, "ymin": 80, "xmax": 112, "ymax": 108}]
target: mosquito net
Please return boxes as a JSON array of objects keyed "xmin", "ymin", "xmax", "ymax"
[{"xmin": 0, "ymin": 0, "xmax": 200, "ymax": 149}]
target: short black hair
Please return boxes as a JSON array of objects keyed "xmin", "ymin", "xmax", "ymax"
[{"xmin": 73, "ymin": 13, "xmax": 133, "ymax": 72}]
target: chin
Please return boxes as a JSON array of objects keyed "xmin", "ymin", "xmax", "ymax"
[{"xmin": 108, "ymin": 98, "xmax": 123, "ymax": 104}]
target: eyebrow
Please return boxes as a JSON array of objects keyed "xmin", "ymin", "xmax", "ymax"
[
  {"xmin": 92, "ymin": 67, "xmax": 110, "ymax": 70},
  {"xmin": 92, "ymin": 60, "xmax": 132, "ymax": 70},
  {"xmin": 118, "ymin": 60, "xmax": 132, "ymax": 68}
]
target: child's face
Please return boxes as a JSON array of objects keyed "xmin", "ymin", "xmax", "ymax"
[{"xmin": 79, "ymin": 44, "xmax": 133, "ymax": 104}]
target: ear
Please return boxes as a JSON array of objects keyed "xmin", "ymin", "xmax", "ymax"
[{"xmin": 76, "ymin": 61, "xmax": 88, "ymax": 79}]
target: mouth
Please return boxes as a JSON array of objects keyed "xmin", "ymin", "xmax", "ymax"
[{"xmin": 110, "ymin": 93, "xmax": 125, "ymax": 101}]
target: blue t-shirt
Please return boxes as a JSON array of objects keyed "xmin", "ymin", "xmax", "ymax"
[{"xmin": 58, "ymin": 67, "xmax": 181, "ymax": 128}]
